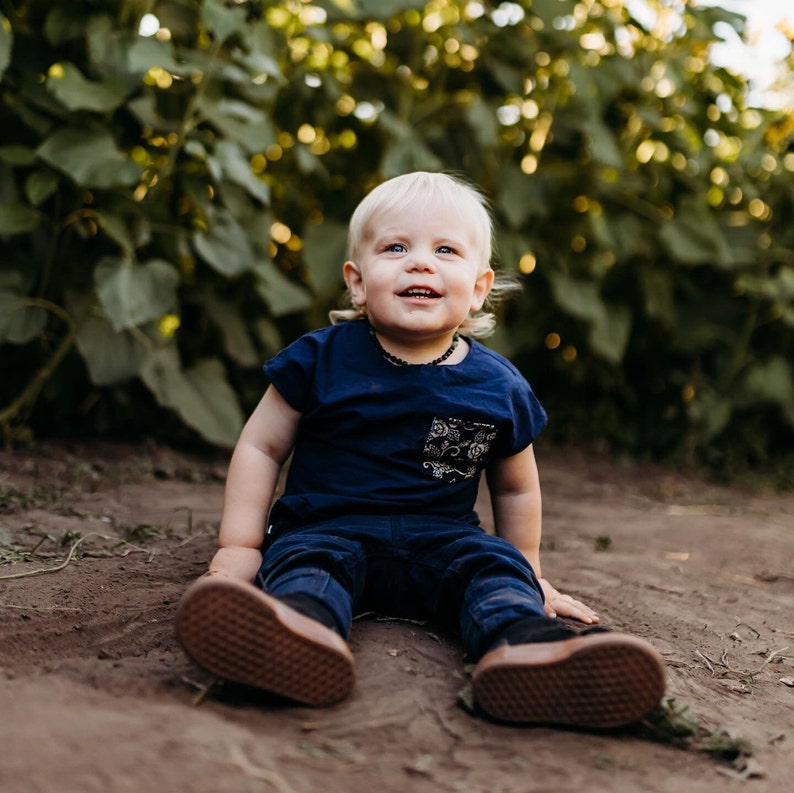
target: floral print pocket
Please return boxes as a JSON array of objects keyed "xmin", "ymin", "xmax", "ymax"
[{"xmin": 421, "ymin": 417, "xmax": 498, "ymax": 483}]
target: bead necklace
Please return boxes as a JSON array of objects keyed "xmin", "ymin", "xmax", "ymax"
[{"xmin": 368, "ymin": 323, "xmax": 460, "ymax": 366}]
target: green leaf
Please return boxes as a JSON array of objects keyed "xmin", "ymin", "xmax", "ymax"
[
  {"xmin": 739, "ymin": 265, "xmax": 794, "ymax": 302},
  {"xmin": 43, "ymin": 6, "xmax": 85, "ymax": 45},
  {"xmin": 253, "ymin": 317, "xmax": 283, "ymax": 357},
  {"xmin": 465, "ymin": 98, "xmax": 500, "ymax": 148},
  {"xmin": 659, "ymin": 198, "xmax": 731, "ymax": 266},
  {"xmin": 377, "ymin": 109, "xmax": 413, "ymax": 139},
  {"xmin": 315, "ymin": 0, "xmax": 425, "ymax": 20},
  {"xmin": 694, "ymin": 4, "xmax": 746, "ymax": 37},
  {"xmin": 202, "ymin": 0, "xmax": 248, "ymax": 43},
  {"xmin": 589, "ymin": 303, "xmax": 632, "ymax": 364},
  {"xmin": 254, "ymin": 261, "xmax": 312, "ymax": 317},
  {"xmin": 530, "ymin": 0, "xmax": 578, "ymax": 26},
  {"xmin": 548, "ymin": 272, "xmax": 630, "ymax": 362},
  {"xmin": 85, "ymin": 14, "xmax": 127, "ymax": 74},
  {"xmin": 126, "ymin": 94, "xmax": 165, "ymax": 129},
  {"xmin": 486, "ymin": 59, "xmax": 524, "ymax": 94},
  {"xmin": 37, "ymin": 129, "xmax": 142, "ymax": 189},
  {"xmin": 294, "ymin": 144, "xmax": 326, "ymax": 176},
  {"xmin": 0, "ymin": 291, "xmax": 47, "ymax": 344},
  {"xmin": 640, "ymin": 267, "xmax": 676, "ymax": 327},
  {"xmin": 584, "ymin": 118, "xmax": 624, "ymax": 169},
  {"xmin": 303, "ymin": 220, "xmax": 348, "ymax": 293},
  {"xmin": 741, "ymin": 357, "xmax": 794, "ymax": 411},
  {"xmin": 141, "ymin": 347, "xmax": 244, "ymax": 447},
  {"xmin": 687, "ymin": 387, "xmax": 732, "ymax": 441},
  {"xmin": 203, "ymin": 292, "xmax": 259, "ymax": 367},
  {"xmin": 547, "ymin": 272, "xmax": 605, "ymax": 323},
  {"xmin": 0, "ymin": 13, "xmax": 12, "ymax": 76},
  {"xmin": 196, "ymin": 94, "xmax": 276, "ymax": 154},
  {"xmin": 126, "ymin": 36, "xmax": 180, "ymax": 74},
  {"xmin": 0, "ymin": 203, "xmax": 40, "ymax": 235},
  {"xmin": 95, "ymin": 212, "xmax": 135, "ymax": 254},
  {"xmin": 245, "ymin": 18, "xmax": 281, "ymax": 61},
  {"xmin": 25, "ymin": 170, "xmax": 59, "ymax": 206},
  {"xmin": 493, "ymin": 230, "xmax": 531, "ymax": 273},
  {"xmin": 587, "ymin": 210, "xmax": 629, "ymax": 258},
  {"xmin": 235, "ymin": 49, "xmax": 284, "ymax": 84},
  {"xmin": 67, "ymin": 292, "xmax": 144, "ymax": 385},
  {"xmin": 77, "ymin": 320, "xmax": 144, "ymax": 385},
  {"xmin": 496, "ymin": 166, "xmax": 548, "ymax": 228},
  {"xmin": 192, "ymin": 207, "xmax": 257, "ymax": 277},
  {"xmin": 0, "ymin": 145, "xmax": 36, "ymax": 166},
  {"xmin": 46, "ymin": 62, "xmax": 130, "ymax": 113},
  {"xmin": 381, "ymin": 137, "xmax": 442, "ymax": 178},
  {"xmin": 95, "ymin": 257, "xmax": 180, "ymax": 332},
  {"xmin": 357, "ymin": 0, "xmax": 426, "ymax": 15},
  {"xmin": 212, "ymin": 140, "xmax": 271, "ymax": 204}
]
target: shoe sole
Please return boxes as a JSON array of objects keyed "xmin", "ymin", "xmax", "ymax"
[
  {"xmin": 176, "ymin": 577, "xmax": 355, "ymax": 706},
  {"xmin": 472, "ymin": 632, "xmax": 666, "ymax": 728}
]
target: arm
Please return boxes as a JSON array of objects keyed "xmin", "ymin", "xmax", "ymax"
[
  {"xmin": 206, "ymin": 385, "xmax": 301, "ymax": 582},
  {"xmin": 487, "ymin": 444, "xmax": 598, "ymax": 624}
]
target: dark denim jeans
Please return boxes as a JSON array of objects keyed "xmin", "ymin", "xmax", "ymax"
[{"xmin": 256, "ymin": 514, "xmax": 546, "ymax": 659}]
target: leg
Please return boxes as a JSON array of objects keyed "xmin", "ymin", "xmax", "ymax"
[
  {"xmin": 410, "ymin": 524, "xmax": 551, "ymax": 658},
  {"xmin": 453, "ymin": 536, "xmax": 666, "ymax": 728},
  {"xmin": 257, "ymin": 526, "xmax": 368, "ymax": 639},
  {"xmin": 358, "ymin": 516, "xmax": 552, "ymax": 655},
  {"xmin": 389, "ymin": 519, "xmax": 666, "ymax": 728},
  {"xmin": 176, "ymin": 525, "xmax": 365, "ymax": 706}
]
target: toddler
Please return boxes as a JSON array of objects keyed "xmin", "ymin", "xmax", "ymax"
[{"xmin": 176, "ymin": 171, "xmax": 666, "ymax": 727}]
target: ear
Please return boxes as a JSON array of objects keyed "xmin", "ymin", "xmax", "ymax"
[
  {"xmin": 343, "ymin": 260, "xmax": 367, "ymax": 306},
  {"xmin": 470, "ymin": 268, "xmax": 495, "ymax": 312}
]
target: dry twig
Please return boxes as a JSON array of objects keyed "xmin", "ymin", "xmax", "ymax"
[{"xmin": 0, "ymin": 533, "xmax": 99, "ymax": 580}]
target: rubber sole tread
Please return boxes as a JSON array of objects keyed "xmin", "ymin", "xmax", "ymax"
[
  {"xmin": 176, "ymin": 577, "xmax": 355, "ymax": 706},
  {"xmin": 472, "ymin": 632, "xmax": 666, "ymax": 728}
]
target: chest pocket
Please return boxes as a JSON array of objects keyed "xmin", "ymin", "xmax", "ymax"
[{"xmin": 420, "ymin": 417, "xmax": 498, "ymax": 483}]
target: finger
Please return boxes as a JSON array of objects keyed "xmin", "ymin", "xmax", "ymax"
[
  {"xmin": 552, "ymin": 599, "xmax": 599, "ymax": 624},
  {"xmin": 552, "ymin": 595, "xmax": 597, "ymax": 615}
]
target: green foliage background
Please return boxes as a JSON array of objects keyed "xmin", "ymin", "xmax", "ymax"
[{"xmin": 1, "ymin": 0, "xmax": 792, "ymax": 475}]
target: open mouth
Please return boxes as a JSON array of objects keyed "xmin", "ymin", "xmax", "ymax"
[{"xmin": 399, "ymin": 288, "xmax": 441, "ymax": 299}]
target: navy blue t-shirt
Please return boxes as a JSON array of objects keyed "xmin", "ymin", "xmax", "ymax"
[{"xmin": 264, "ymin": 320, "xmax": 547, "ymax": 529}]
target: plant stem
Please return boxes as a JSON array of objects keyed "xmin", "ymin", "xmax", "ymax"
[
  {"xmin": 148, "ymin": 38, "xmax": 224, "ymax": 196},
  {"xmin": 0, "ymin": 307, "xmax": 88, "ymax": 431}
]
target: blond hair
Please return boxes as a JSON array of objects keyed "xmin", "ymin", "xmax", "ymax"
[{"xmin": 329, "ymin": 171, "xmax": 519, "ymax": 338}]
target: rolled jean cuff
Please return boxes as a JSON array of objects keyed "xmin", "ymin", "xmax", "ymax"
[
  {"xmin": 461, "ymin": 576, "xmax": 546, "ymax": 659},
  {"xmin": 258, "ymin": 566, "xmax": 353, "ymax": 639}
]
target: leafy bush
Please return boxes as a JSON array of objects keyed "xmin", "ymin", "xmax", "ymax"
[{"xmin": 0, "ymin": 0, "xmax": 792, "ymax": 475}]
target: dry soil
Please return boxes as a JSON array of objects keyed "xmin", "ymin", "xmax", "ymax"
[{"xmin": 0, "ymin": 442, "xmax": 792, "ymax": 793}]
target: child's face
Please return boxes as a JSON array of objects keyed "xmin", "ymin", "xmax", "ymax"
[{"xmin": 343, "ymin": 199, "xmax": 494, "ymax": 344}]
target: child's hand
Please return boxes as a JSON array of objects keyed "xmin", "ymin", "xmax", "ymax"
[{"xmin": 538, "ymin": 578, "xmax": 599, "ymax": 624}]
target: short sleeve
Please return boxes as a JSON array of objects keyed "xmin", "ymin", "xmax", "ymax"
[
  {"xmin": 263, "ymin": 333, "xmax": 319, "ymax": 413},
  {"xmin": 494, "ymin": 366, "xmax": 547, "ymax": 458}
]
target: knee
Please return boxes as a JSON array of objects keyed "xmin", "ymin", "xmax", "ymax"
[
  {"xmin": 449, "ymin": 533, "xmax": 536, "ymax": 579},
  {"xmin": 260, "ymin": 533, "xmax": 366, "ymax": 597}
]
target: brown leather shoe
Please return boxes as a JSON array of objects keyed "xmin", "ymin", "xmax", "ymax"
[
  {"xmin": 176, "ymin": 576, "xmax": 355, "ymax": 706},
  {"xmin": 472, "ymin": 632, "xmax": 666, "ymax": 728}
]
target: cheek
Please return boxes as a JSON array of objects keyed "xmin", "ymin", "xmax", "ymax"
[
  {"xmin": 361, "ymin": 272, "xmax": 391, "ymax": 297},
  {"xmin": 454, "ymin": 273, "xmax": 480, "ymax": 296}
]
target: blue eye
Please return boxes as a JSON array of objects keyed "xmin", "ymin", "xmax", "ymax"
[
  {"xmin": 385, "ymin": 243, "xmax": 406, "ymax": 253},
  {"xmin": 437, "ymin": 245, "xmax": 455, "ymax": 255}
]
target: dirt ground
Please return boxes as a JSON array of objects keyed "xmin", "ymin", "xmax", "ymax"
[{"xmin": 0, "ymin": 441, "xmax": 791, "ymax": 793}]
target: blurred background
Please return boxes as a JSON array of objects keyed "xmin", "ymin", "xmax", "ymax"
[{"xmin": 0, "ymin": 0, "xmax": 792, "ymax": 481}]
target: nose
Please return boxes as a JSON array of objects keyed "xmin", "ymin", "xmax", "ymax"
[{"xmin": 406, "ymin": 247, "xmax": 436, "ymax": 272}]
